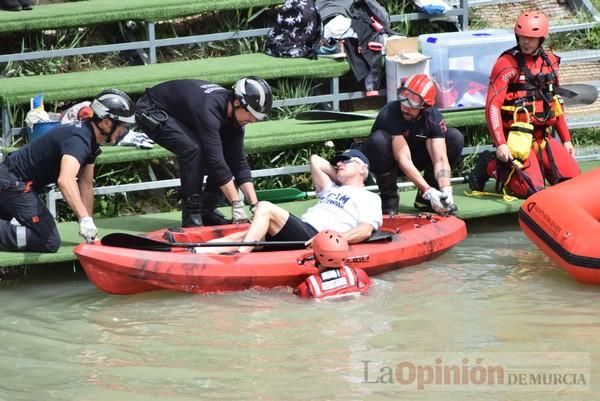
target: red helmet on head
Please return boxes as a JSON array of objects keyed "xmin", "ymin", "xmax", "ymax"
[
  {"xmin": 401, "ymin": 74, "xmax": 436, "ymax": 107},
  {"xmin": 514, "ymin": 11, "xmax": 549, "ymax": 39},
  {"xmin": 312, "ymin": 230, "xmax": 349, "ymax": 268}
]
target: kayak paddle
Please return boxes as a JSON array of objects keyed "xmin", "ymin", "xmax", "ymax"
[
  {"xmin": 100, "ymin": 232, "xmax": 307, "ymax": 252},
  {"xmin": 100, "ymin": 230, "xmax": 394, "ymax": 252}
]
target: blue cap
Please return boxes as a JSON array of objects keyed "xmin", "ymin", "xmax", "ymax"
[{"xmin": 329, "ymin": 149, "xmax": 370, "ymax": 168}]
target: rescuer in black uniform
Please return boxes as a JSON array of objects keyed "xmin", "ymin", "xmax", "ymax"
[
  {"xmin": 135, "ymin": 77, "xmax": 273, "ymax": 227},
  {"xmin": 364, "ymin": 74, "xmax": 464, "ymax": 215},
  {"xmin": 0, "ymin": 89, "xmax": 135, "ymax": 252}
]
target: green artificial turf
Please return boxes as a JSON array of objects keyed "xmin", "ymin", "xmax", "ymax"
[
  {"xmin": 0, "ymin": 54, "xmax": 350, "ymax": 105},
  {"xmin": 0, "ymin": 0, "xmax": 281, "ymax": 33}
]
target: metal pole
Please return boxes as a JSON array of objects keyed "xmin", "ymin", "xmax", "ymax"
[{"xmin": 146, "ymin": 22, "xmax": 157, "ymax": 64}]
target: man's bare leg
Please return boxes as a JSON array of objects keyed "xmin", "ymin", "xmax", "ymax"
[
  {"xmin": 192, "ymin": 201, "xmax": 289, "ymax": 253},
  {"xmin": 239, "ymin": 201, "xmax": 289, "ymax": 253}
]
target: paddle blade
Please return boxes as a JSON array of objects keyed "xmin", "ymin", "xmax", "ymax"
[
  {"xmin": 295, "ymin": 110, "xmax": 376, "ymax": 121},
  {"xmin": 101, "ymin": 233, "xmax": 173, "ymax": 252},
  {"xmin": 559, "ymin": 84, "xmax": 598, "ymax": 106},
  {"xmin": 257, "ymin": 188, "xmax": 307, "ymax": 203},
  {"xmin": 366, "ymin": 230, "xmax": 394, "ymax": 242}
]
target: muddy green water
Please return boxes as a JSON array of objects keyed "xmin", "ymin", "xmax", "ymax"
[{"xmin": 0, "ymin": 218, "xmax": 598, "ymax": 401}]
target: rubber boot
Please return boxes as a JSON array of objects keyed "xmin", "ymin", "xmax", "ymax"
[
  {"xmin": 200, "ymin": 193, "xmax": 231, "ymax": 226},
  {"xmin": 468, "ymin": 150, "xmax": 495, "ymax": 191},
  {"xmin": 181, "ymin": 194, "xmax": 204, "ymax": 228},
  {"xmin": 375, "ymin": 171, "xmax": 399, "ymax": 215}
]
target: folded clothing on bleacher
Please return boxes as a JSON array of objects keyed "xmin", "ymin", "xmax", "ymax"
[{"xmin": 412, "ymin": 0, "xmax": 452, "ymax": 15}]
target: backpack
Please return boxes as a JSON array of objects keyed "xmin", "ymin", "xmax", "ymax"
[{"xmin": 264, "ymin": 0, "xmax": 322, "ymax": 59}]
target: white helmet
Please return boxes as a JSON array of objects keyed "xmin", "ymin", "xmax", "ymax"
[
  {"xmin": 233, "ymin": 77, "xmax": 273, "ymax": 121},
  {"xmin": 90, "ymin": 89, "xmax": 135, "ymax": 124}
]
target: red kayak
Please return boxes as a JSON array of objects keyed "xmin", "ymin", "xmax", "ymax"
[
  {"xmin": 74, "ymin": 214, "xmax": 467, "ymax": 295},
  {"xmin": 519, "ymin": 167, "xmax": 600, "ymax": 284}
]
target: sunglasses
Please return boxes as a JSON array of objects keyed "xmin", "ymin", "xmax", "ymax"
[
  {"xmin": 397, "ymin": 87, "xmax": 425, "ymax": 109},
  {"xmin": 339, "ymin": 157, "xmax": 366, "ymax": 166}
]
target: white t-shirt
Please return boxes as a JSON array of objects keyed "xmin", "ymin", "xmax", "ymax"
[{"xmin": 301, "ymin": 183, "xmax": 383, "ymax": 233}]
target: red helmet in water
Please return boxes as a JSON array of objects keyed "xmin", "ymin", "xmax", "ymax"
[
  {"xmin": 400, "ymin": 74, "xmax": 436, "ymax": 108},
  {"xmin": 312, "ymin": 230, "xmax": 349, "ymax": 268},
  {"xmin": 514, "ymin": 11, "xmax": 549, "ymax": 39}
]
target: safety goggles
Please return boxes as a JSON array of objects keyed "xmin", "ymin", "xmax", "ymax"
[{"xmin": 397, "ymin": 87, "xmax": 425, "ymax": 109}]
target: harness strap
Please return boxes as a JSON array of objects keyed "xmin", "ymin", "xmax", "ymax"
[
  {"xmin": 504, "ymin": 47, "xmax": 559, "ymax": 123},
  {"xmin": 533, "ymin": 138, "xmax": 547, "ymax": 152}
]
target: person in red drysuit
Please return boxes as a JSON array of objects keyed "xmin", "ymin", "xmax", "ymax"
[
  {"xmin": 294, "ymin": 230, "xmax": 371, "ymax": 299},
  {"xmin": 469, "ymin": 10, "xmax": 580, "ymax": 198}
]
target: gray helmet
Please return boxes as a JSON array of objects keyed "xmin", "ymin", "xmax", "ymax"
[
  {"xmin": 90, "ymin": 89, "xmax": 135, "ymax": 124},
  {"xmin": 233, "ymin": 77, "xmax": 273, "ymax": 121}
]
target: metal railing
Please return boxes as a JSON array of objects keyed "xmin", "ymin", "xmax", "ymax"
[
  {"xmin": 0, "ymin": 1, "xmax": 469, "ymax": 145},
  {"xmin": 43, "ymin": 140, "xmax": 600, "ymax": 218},
  {"xmin": 0, "ymin": 5, "xmax": 469, "ymax": 65}
]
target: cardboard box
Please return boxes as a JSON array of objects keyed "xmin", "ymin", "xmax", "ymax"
[{"xmin": 385, "ymin": 36, "xmax": 430, "ymax": 102}]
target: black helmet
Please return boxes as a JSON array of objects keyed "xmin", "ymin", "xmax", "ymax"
[
  {"xmin": 90, "ymin": 89, "xmax": 135, "ymax": 125},
  {"xmin": 233, "ymin": 77, "xmax": 273, "ymax": 121}
]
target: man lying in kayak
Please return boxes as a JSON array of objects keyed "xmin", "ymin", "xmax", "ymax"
[{"xmin": 193, "ymin": 149, "xmax": 383, "ymax": 253}]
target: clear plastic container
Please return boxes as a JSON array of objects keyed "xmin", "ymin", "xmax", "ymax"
[{"xmin": 418, "ymin": 29, "xmax": 516, "ymax": 108}]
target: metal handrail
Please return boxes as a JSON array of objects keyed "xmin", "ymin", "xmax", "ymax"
[{"xmin": 0, "ymin": 3, "xmax": 469, "ymax": 65}]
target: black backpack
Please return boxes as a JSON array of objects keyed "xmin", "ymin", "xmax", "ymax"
[{"xmin": 265, "ymin": 0, "xmax": 322, "ymax": 59}]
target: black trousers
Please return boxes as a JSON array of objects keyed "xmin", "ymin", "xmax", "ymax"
[
  {"xmin": 0, "ymin": 163, "xmax": 60, "ymax": 252},
  {"xmin": 136, "ymin": 95, "xmax": 206, "ymax": 198},
  {"xmin": 365, "ymin": 127, "xmax": 464, "ymax": 189}
]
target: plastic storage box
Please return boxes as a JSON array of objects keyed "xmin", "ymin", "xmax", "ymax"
[
  {"xmin": 418, "ymin": 29, "xmax": 516, "ymax": 108},
  {"xmin": 27, "ymin": 120, "xmax": 61, "ymax": 142}
]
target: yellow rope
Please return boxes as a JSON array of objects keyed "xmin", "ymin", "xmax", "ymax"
[
  {"xmin": 463, "ymin": 187, "xmax": 518, "ymax": 202},
  {"xmin": 500, "ymin": 166, "xmax": 519, "ymax": 201}
]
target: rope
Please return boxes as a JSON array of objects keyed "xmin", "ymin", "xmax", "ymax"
[{"xmin": 463, "ymin": 189, "xmax": 518, "ymax": 202}]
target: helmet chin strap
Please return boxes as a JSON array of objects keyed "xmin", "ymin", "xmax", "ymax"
[
  {"xmin": 231, "ymin": 100, "xmax": 245, "ymax": 128},
  {"xmin": 534, "ymin": 38, "xmax": 545, "ymax": 54},
  {"xmin": 98, "ymin": 119, "xmax": 120, "ymax": 144}
]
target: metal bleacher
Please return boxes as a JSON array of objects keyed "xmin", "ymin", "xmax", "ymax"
[
  {"xmin": 0, "ymin": 0, "xmax": 471, "ymax": 144},
  {"xmin": 2, "ymin": 0, "xmax": 600, "ymax": 219}
]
